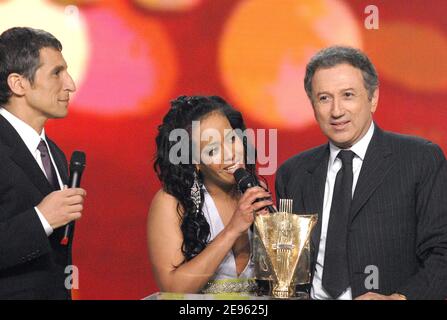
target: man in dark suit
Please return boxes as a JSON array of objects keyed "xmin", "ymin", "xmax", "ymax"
[
  {"xmin": 275, "ymin": 46, "xmax": 447, "ymax": 300},
  {"xmin": 0, "ymin": 27, "xmax": 86, "ymax": 299}
]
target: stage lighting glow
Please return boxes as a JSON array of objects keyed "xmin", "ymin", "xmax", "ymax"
[
  {"xmin": 70, "ymin": 5, "xmax": 178, "ymax": 116},
  {"xmin": 0, "ymin": 0, "xmax": 89, "ymax": 95},
  {"xmin": 364, "ymin": 22, "xmax": 447, "ymax": 93},
  {"xmin": 219, "ymin": 0, "xmax": 361, "ymax": 129},
  {"xmin": 133, "ymin": 0, "xmax": 202, "ymax": 11},
  {"xmin": 51, "ymin": 0, "xmax": 100, "ymax": 5}
]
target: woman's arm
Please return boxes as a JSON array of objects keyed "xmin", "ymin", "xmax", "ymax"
[{"xmin": 147, "ymin": 187, "xmax": 271, "ymax": 293}]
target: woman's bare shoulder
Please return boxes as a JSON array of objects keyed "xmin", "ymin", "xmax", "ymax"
[{"xmin": 149, "ymin": 188, "xmax": 182, "ymax": 220}]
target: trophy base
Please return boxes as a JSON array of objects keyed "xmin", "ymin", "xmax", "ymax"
[
  {"xmin": 269, "ymin": 291, "xmax": 309, "ymax": 300},
  {"xmin": 255, "ymin": 280, "xmax": 311, "ymax": 300},
  {"xmin": 287, "ymin": 291, "xmax": 309, "ymax": 300}
]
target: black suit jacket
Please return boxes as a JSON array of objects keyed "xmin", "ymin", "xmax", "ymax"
[
  {"xmin": 0, "ymin": 114, "xmax": 74, "ymax": 299},
  {"xmin": 275, "ymin": 125, "xmax": 447, "ymax": 299}
]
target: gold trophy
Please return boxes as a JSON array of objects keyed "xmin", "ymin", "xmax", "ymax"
[{"xmin": 253, "ymin": 199, "xmax": 318, "ymax": 299}]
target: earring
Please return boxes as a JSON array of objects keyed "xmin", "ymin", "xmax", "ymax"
[{"xmin": 191, "ymin": 170, "xmax": 201, "ymax": 214}]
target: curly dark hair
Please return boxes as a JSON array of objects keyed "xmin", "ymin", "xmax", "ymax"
[{"xmin": 154, "ymin": 95, "xmax": 256, "ymax": 263}]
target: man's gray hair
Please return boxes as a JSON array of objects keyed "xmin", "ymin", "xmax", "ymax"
[{"xmin": 304, "ymin": 46, "xmax": 379, "ymax": 102}]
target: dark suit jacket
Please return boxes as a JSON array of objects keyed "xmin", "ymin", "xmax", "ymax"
[
  {"xmin": 275, "ymin": 124, "xmax": 447, "ymax": 299},
  {"xmin": 0, "ymin": 114, "xmax": 74, "ymax": 299}
]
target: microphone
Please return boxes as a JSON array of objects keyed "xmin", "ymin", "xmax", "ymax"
[
  {"xmin": 60, "ymin": 151, "xmax": 86, "ymax": 245},
  {"xmin": 233, "ymin": 168, "xmax": 276, "ymax": 213}
]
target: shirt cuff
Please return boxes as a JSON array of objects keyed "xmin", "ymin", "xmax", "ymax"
[{"xmin": 34, "ymin": 207, "xmax": 54, "ymax": 236}]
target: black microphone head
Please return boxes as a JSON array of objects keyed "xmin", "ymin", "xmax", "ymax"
[
  {"xmin": 233, "ymin": 167, "xmax": 249, "ymax": 184},
  {"xmin": 234, "ymin": 168, "xmax": 259, "ymax": 193},
  {"xmin": 70, "ymin": 151, "xmax": 86, "ymax": 173}
]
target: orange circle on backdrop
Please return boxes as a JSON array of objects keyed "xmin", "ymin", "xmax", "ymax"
[
  {"xmin": 364, "ymin": 22, "xmax": 447, "ymax": 93},
  {"xmin": 132, "ymin": 0, "xmax": 202, "ymax": 11},
  {"xmin": 219, "ymin": 0, "xmax": 362, "ymax": 129}
]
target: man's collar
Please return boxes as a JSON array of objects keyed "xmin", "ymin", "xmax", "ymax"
[
  {"xmin": 0, "ymin": 108, "xmax": 46, "ymax": 154},
  {"xmin": 329, "ymin": 121, "xmax": 375, "ymax": 166}
]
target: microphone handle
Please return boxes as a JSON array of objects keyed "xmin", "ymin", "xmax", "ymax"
[
  {"xmin": 244, "ymin": 180, "xmax": 277, "ymax": 213},
  {"xmin": 69, "ymin": 171, "xmax": 80, "ymax": 188},
  {"xmin": 61, "ymin": 171, "xmax": 80, "ymax": 245},
  {"xmin": 245, "ymin": 184, "xmax": 278, "ymax": 213},
  {"xmin": 254, "ymin": 197, "xmax": 276, "ymax": 213}
]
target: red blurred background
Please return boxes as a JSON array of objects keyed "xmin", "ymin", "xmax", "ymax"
[{"xmin": 1, "ymin": 0, "xmax": 446, "ymax": 299}]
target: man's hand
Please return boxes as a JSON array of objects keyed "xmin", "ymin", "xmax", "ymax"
[
  {"xmin": 36, "ymin": 187, "xmax": 87, "ymax": 229},
  {"xmin": 355, "ymin": 292, "xmax": 407, "ymax": 300}
]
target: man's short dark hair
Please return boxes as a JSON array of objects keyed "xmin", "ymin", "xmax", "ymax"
[
  {"xmin": 304, "ymin": 46, "xmax": 379, "ymax": 102},
  {"xmin": 0, "ymin": 27, "xmax": 62, "ymax": 105}
]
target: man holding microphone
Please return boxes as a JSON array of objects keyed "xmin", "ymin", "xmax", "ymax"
[{"xmin": 0, "ymin": 27, "xmax": 86, "ymax": 299}]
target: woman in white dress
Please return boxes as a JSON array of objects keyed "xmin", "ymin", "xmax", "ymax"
[{"xmin": 148, "ymin": 96, "xmax": 271, "ymax": 294}]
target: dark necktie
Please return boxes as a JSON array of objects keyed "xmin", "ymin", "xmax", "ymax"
[
  {"xmin": 322, "ymin": 149, "xmax": 355, "ymax": 298},
  {"xmin": 37, "ymin": 139, "xmax": 60, "ymax": 190}
]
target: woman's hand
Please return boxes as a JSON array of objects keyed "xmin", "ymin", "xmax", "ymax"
[{"xmin": 226, "ymin": 186, "xmax": 273, "ymax": 237}]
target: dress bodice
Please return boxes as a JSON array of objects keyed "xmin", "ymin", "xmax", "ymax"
[{"xmin": 200, "ymin": 188, "xmax": 257, "ymax": 294}]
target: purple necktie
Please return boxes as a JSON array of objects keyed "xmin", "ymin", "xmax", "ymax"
[{"xmin": 37, "ymin": 139, "xmax": 60, "ymax": 190}]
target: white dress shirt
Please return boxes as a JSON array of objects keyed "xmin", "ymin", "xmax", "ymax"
[
  {"xmin": 0, "ymin": 108, "xmax": 64, "ymax": 236},
  {"xmin": 311, "ymin": 121, "xmax": 375, "ymax": 300}
]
